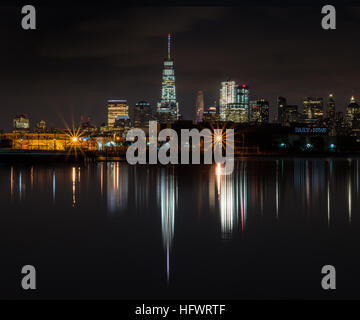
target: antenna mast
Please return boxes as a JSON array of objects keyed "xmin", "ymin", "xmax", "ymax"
[{"xmin": 168, "ymin": 33, "xmax": 171, "ymax": 60}]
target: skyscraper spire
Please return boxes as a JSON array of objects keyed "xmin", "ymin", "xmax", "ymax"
[
  {"xmin": 156, "ymin": 34, "xmax": 179, "ymax": 123},
  {"xmin": 168, "ymin": 33, "xmax": 171, "ymax": 60}
]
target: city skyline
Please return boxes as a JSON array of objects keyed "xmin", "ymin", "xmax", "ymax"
[{"xmin": 2, "ymin": 5, "xmax": 360, "ymax": 129}]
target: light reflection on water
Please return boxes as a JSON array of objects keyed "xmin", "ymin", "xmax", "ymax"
[
  {"xmin": 5, "ymin": 159, "xmax": 360, "ymax": 226},
  {"xmin": 2, "ymin": 158, "xmax": 360, "ymax": 293}
]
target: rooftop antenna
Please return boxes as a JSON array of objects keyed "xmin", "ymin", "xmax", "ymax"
[{"xmin": 168, "ymin": 33, "xmax": 171, "ymax": 60}]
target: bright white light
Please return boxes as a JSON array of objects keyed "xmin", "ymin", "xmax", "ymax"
[{"xmin": 72, "ymin": 137, "xmax": 78, "ymax": 143}]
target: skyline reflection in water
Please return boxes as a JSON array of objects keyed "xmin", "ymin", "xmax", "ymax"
[
  {"xmin": 4, "ymin": 160, "xmax": 360, "ymax": 224},
  {"xmin": 1, "ymin": 159, "xmax": 360, "ymax": 298}
]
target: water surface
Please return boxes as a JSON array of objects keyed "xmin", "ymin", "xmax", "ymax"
[{"xmin": 0, "ymin": 159, "xmax": 359, "ymax": 299}]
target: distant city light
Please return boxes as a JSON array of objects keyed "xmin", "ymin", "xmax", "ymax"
[{"xmin": 72, "ymin": 137, "xmax": 78, "ymax": 143}]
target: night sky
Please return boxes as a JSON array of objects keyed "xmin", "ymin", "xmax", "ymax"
[{"xmin": 1, "ymin": 2, "xmax": 360, "ymax": 130}]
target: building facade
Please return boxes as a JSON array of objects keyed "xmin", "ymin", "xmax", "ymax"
[
  {"xmin": 134, "ymin": 101, "xmax": 153, "ymax": 128},
  {"xmin": 219, "ymin": 80, "xmax": 236, "ymax": 121},
  {"xmin": 13, "ymin": 114, "xmax": 30, "ymax": 131},
  {"xmin": 156, "ymin": 34, "xmax": 179, "ymax": 123},
  {"xmin": 284, "ymin": 105, "xmax": 298, "ymax": 123},
  {"xmin": 107, "ymin": 100, "xmax": 129, "ymax": 128},
  {"xmin": 195, "ymin": 90, "xmax": 204, "ymax": 123},
  {"xmin": 250, "ymin": 98, "xmax": 269, "ymax": 123},
  {"xmin": 277, "ymin": 96, "xmax": 287, "ymax": 124},
  {"xmin": 203, "ymin": 104, "xmax": 219, "ymax": 123},
  {"xmin": 346, "ymin": 96, "xmax": 360, "ymax": 134},
  {"xmin": 303, "ymin": 97, "xmax": 324, "ymax": 123},
  {"xmin": 326, "ymin": 94, "xmax": 336, "ymax": 121}
]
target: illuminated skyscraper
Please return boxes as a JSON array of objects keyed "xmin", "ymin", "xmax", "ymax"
[
  {"xmin": 326, "ymin": 94, "xmax": 336, "ymax": 121},
  {"xmin": 195, "ymin": 90, "xmax": 204, "ymax": 123},
  {"xmin": 284, "ymin": 105, "xmax": 298, "ymax": 123},
  {"xmin": 250, "ymin": 100, "xmax": 261, "ymax": 122},
  {"xmin": 134, "ymin": 101, "xmax": 153, "ymax": 129},
  {"xmin": 277, "ymin": 96, "xmax": 287, "ymax": 124},
  {"xmin": 303, "ymin": 97, "xmax": 324, "ymax": 123},
  {"xmin": 250, "ymin": 98, "xmax": 269, "ymax": 123},
  {"xmin": 346, "ymin": 96, "xmax": 360, "ymax": 130},
  {"xmin": 203, "ymin": 102, "xmax": 219, "ymax": 123},
  {"xmin": 107, "ymin": 100, "xmax": 129, "ymax": 128},
  {"xmin": 225, "ymin": 84, "xmax": 249, "ymax": 123},
  {"xmin": 219, "ymin": 80, "xmax": 236, "ymax": 121},
  {"xmin": 156, "ymin": 34, "xmax": 179, "ymax": 123}
]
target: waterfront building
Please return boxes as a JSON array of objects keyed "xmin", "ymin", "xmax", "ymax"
[
  {"xmin": 107, "ymin": 100, "xmax": 129, "ymax": 128},
  {"xmin": 13, "ymin": 114, "xmax": 30, "ymax": 131},
  {"xmin": 284, "ymin": 105, "xmax": 298, "ymax": 123},
  {"xmin": 250, "ymin": 98, "xmax": 269, "ymax": 123},
  {"xmin": 156, "ymin": 34, "xmax": 180, "ymax": 123},
  {"xmin": 195, "ymin": 90, "xmax": 204, "ymax": 123},
  {"xmin": 36, "ymin": 120, "xmax": 46, "ymax": 132},
  {"xmin": 303, "ymin": 97, "xmax": 324, "ymax": 123},
  {"xmin": 225, "ymin": 85, "xmax": 249, "ymax": 123},
  {"xmin": 80, "ymin": 119, "xmax": 97, "ymax": 134},
  {"xmin": 277, "ymin": 96, "xmax": 287, "ymax": 124},
  {"xmin": 203, "ymin": 103, "xmax": 219, "ymax": 123},
  {"xmin": 0, "ymin": 132, "xmax": 97, "ymax": 151},
  {"xmin": 250, "ymin": 100, "xmax": 261, "ymax": 122},
  {"xmin": 134, "ymin": 101, "xmax": 153, "ymax": 129},
  {"xmin": 326, "ymin": 94, "xmax": 336, "ymax": 121},
  {"xmin": 219, "ymin": 80, "xmax": 236, "ymax": 121},
  {"xmin": 346, "ymin": 96, "xmax": 360, "ymax": 134}
]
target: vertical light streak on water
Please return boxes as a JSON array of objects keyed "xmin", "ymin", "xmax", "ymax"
[
  {"xmin": 52, "ymin": 169, "xmax": 56, "ymax": 204},
  {"xmin": 327, "ymin": 161, "xmax": 330, "ymax": 227},
  {"xmin": 306, "ymin": 160, "xmax": 310, "ymax": 216},
  {"xmin": 216, "ymin": 164, "xmax": 221, "ymax": 197},
  {"xmin": 78, "ymin": 167, "xmax": 81, "ymax": 192},
  {"xmin": 240, "ymin": 164, "xmax": 244, "ymax": 232},
  {"xmin": 348, "ymin": 160, "xmax": 352, "ymax": 224},
  {"xmin": 10, "ymin": 166, "xmax": 13, "ymax": 201},
  {"xmin": 116, "ymin": 162, "xmax": 119, "ymax": 192},
  {"xmin": 276, "ymin": 160, "xmax": 279, "ymax": 221},
  {"xmin": 72, "ymin": 167, "xmax": 76, "ymax": 207},
  {"xmin": 244, "ymin": 161, "xmax": 247, "ymax": 229},
  {"xmin": 19, "ymin": 169, "xmax": 22, "ymax": 201},
  {"xmin": 159, "ymin": 168, "xmax": 176, "ymax": 284},
  {"xmin": 216, "ymin": 163, "xmax": 236, "ymax": 238},
  {"xmin": 100, "ymin": 162, "xmax": 104, "ymax": 199},
  {"xmin": 260, "ymin": 178, "xmax": 264, "ymax": 217},
  {"xmin": 357, "ymin": 160, "xmax": 359, "ymax": 196},
  {"xmin": 30, "ymin": 166, "xmax": 34, "ymax": 191}
]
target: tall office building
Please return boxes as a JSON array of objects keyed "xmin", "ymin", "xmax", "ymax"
[
  {"xmin": 203, "ymin": 102, "xmax": 219, "ymax": 123},
  {"xmin": 219, "ymin": 80, "xmax": 236, "ymax": 121},
  {"xmin": 134, "ymin": 101, "xmax": 153, "ymax": 129},
  {"xmin": 326, "ymin": 94, "xmax": 336, "ymax": 121},
  {"xmin": 250, "ymin": 100, "xmax": 261, "ymax": 122},
  {"xmin": 195, "ymin": 90, "xmax": 204, "ymax": 123},
  {"xmin": 303, "ymin": 97, "xmax": 324, "ymax": 123},
  {"xmin": 346, "ymin": 96, "xmax": 360, "ymax": 128},
  {"xmin": 156, "ymin": 34, "xmax": 179, "ymax": 123},
  {"xmin": 107, "ymin": 100, "xmax": 129, "ymax": 128},
  {"xmin": 250, "ymin": 98, "xmax": 269, "ymax": 123},
  {"xmin": 225, "ymin": 84, "xmax": 249, "ymax": 123},
  {"xmin": 277, "ymin": 96, "xmax": 287, "ymax": 124},
  {"xmin": 258, "ymin": 98, "xmax": 269, "ymax": 123},
  {"xmin": 284, "ymin": 105, "xmax": 298, "ymax": 123}
]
